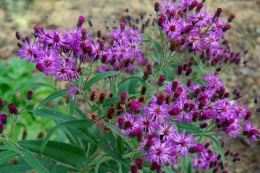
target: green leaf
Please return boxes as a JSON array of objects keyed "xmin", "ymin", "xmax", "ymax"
[
  {"xmin": 85, "ymin": 71, "xmax": 121, "ymax": 89},
  {"xmin": 110, "ymin": 79, "xmax": 117, "ymax": 96},
  {"xmin": 69, "ymin": 95, "xmax": 76, "ymax": 115},
  {"xmin": 36, "ymin": 89, "xmax": 68, "ymax": 109},
  {"xmin": 74, "ymin": 106, "xmax": 87, "ymax": 119},
  {"xmin": 98, "ymin": 132, "xmax": 121, "ymax": 161},
  {"xmin": 152, "ymin": 40, "xmax": 162, "ymax": 54},
  {"xmin": 95, "ymin": 155, "xmax": 112, "ymax": 173},
  {"xmin": 118, "ymin": 76, "xmax": 148, "ymax": 90},
  {"xmin": 128, "ymin": 79, "xmax": 138, "ymax": 94},
  {"xmin": 3, "ymin": 140, "xmax": 22, "ymax": 155},
  {"xmin": 0, "ymin": 150, "xmax": 18, "ymax": 165},
  {"xmin": 102, "ymin": 120, "xmax": 131, "ymax": 148},
  {"xmin": 163, "ymin": 166, "xmax": 176, "ymax": 173},
  {"xmin": 33, "ymin": 108, "xmax": 75, "ymax": 121},
  {"xmin": 19, "ymin": 140, "xmax": 90, "ymax": 167},
  {"xmin": 206, "ymin": 135, "xmax": 225, "ymax": 167},
  {"xmin": 23, "ymin": 148, "xmax": 49, "ymax": 173},
  {"xmin": 175, "ymin": 122, "xmax": 202, "ymax": 134},
  {"xmin": 40, "ymin": 119, "xmax": 93, "ymax": 154}
]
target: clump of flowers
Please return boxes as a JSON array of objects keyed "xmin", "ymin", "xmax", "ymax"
[{"xmin": 3, "ymin": 0, "xmax": 257, "ymax": 172}]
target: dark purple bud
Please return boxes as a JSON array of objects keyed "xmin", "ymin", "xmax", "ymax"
[
  {"xmin": 185, "ymin": 68, "xmax": 192, "ymax": 76},
  {"xmin": 183, "ymin": 64, "xmax": 188, "ymax": 71},
  {"xmin": 171, "ymin": 81, "xmax": 179, "ymax": 91},
  {"xmin": 120, "ymin": 92, "xmax": 127, "ymax": 104},
  {"xmin": 78, "ymin": 16, "xmax": 85, "ymax": 27},
  {"xmin": 192, "ymin": 112, "xmax": 199, "ymax": 122},
  {"xmin": 135, "ymin": 158, "xmax": 144, "ymax": 169},
  {"xmin": 174, "ymin": 87, "xmax": 183, "ymax": 98},
  {"xmin": 213, "ymin": 167, "xmax": 220, "ymax": 173},
  {"xmin": 186, "ymin": 25, "xmax": 193, "ymax": 33},
  {"xmin": 196, "ymin": 3, "xmax": 203, "ymax": 12},
  {"xmin": 177, "ymin": 66, "xmax": 183, "ymax": 75},
  {"xmin": 0, "ymin": 114, "xmax": 7, "ymax": 124},
  {"xmin": 155, "ymin": 165, "xmax": 161, "ymax": 172},
  {"xmin": 215, "ymin": 8, "xmax": 222, "ymax": 17},
  {"xmin": 158, "ymin": 15, "xmax": 166, "ymax": 26},
  {"xmin": 200, "ymin": 122, "xmax": 208, "ymax": 129},
  {"xmin": 81, "ymin": 29, "xmax": 88, "ymax": 40},
  {"xmin": 147, "ymin": 64, "xmax": 153, "ymax": 75},
  {"xmin": 189, "ymin": 1, "xmax": 198, "ymax": 10},
  {"xmin": 27, "ymin": 91, "xmax": 33, "ymax": 100},
  {"xmin": 118, "ymin": 118, "xmax": 125, "ymax": 129},
  {"xmin": 224, "ymin": 92, "xmax": 229, "ymax": 98},
  {"xmin": 225, "ymin": 150, "xmax": 230, "ymax": 156},
  {"xmin": 133, "ymin": 128, "xmax": 143, "ymax": 142},
  {"xmin": 158, "ymin": 75, "xmax": 166, "ymax": 86},
  {"xmin": 36, "ymin": 63, "xmax": 44, "ymax": 72},
  {"xmin": 183, "ymin": 103, "xmax": 190, "ymax": 112},
  {"xmin": 171, "ymin": 107, "xmax": 182, "ymax": 116},
  {"xmin": 245, "ymin": 111, "xmax": 252, "ymax": 120},
  {"xmin": 101, "ymin": 55, "xmax": 107, "ymax": 64},
  {"xmin": 131, "ymin": 165, "xmax": 138, "ymax": 173},
  {"xmin": 222, "ymin": 24, "xmax": 231, "ymax": 32},
  {"xmin": 131, "ymin": 101, "xmax": 140, "ymax": 111},
  {"xmin": 228, "ymin": 13, "xmax": 235, "ymax": 23},
  {"xmin": 16, "ymin": 31, "xmax": 22, "ymax": 40},
  {"xmin": 150, "ymin": 161, "xmax": 158, "ymax": 171},
  {"xmin": 205, "ymin": 143, "xmax": 210, "ymax": 148},
  {"xmin": 17, "ymin": 41, "xmax": 23, "ymax": 48},
  {"xmin": 97, "ymin": 30, "xmax": 101, "ymax": 38},
  {"xmin": 33, "ymin": 25, "xmax": 41, "ymax": 32},
  {"xmin": 187, "ymin": 79, "xmax": 192, "ymax": 87},
  {"xmin": 109, "ymin": 56, "xmax": 116, "ymax": 65},
  {"xmin": 157, "ymin": 94, "xmax": 165, "ymax": 105},
  {"xmin": 188, "ymin": 60, "xmax": 194, "ymax": 67},
  {"xmin": 124, "ymin": 121, "xmax": 132, "ymax": 130},
  {"xmin": 254, "ymin": 97, "xmax": 259, "ymax": 104},
  {"xmin": 154, "ymin": 2, "xmax": 160, "ymax": 12}
]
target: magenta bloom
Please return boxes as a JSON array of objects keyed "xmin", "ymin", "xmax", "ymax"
[
  {"xmin": 192, "ymin": 156, "xmax": 208, "ymax": 170},
  {"xmin": 162, "ymin": 18, "xmax": 184, "ymax": 40},
  {"xmin": 143, "ymin": 96, "xmax": 170, "ymax": 125},
  {"xmin": 158, "ymin": 123, "xmax": 176, "ymax": 141},
  {"xmin": 44, "ymin": 29, "xmax": 68, "ymax": 49},
  {"xmin": 145, "ymin": 140, "xmax": 173, "ymax": 166},
  {"xmin": 173, "ymin": 130, "xmax": 195, "ymax": 157},
  {"xmin": 18, "ymin": 41, "xmax": 39, "ymax": 63}
]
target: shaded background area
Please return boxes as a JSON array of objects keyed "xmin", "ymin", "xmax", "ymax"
[{"xmin": 0, "ymin": 0, "xmax": 260, "ymax": 172}]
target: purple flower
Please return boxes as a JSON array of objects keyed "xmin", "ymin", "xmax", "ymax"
[
  {"xmin": 18, "ymin": 41, "xmax": 39, "ymax": 63},
  {"xmin": 158, "ymin": 123, "xmax": 176, "ymax": 141},
  {"xmin": 192, "ymin": 156, "xmax": 208, "ymax": 170},
  {"xmin": 136, "ymin": 113, "xmax": 159, "ymax": 134},
  {"xmin": 143, "ymin": 96, "xmax": 170, "ymax": 125},
  {"xmin": 44, "ymin": 29, "xmax": 68, "ymax": 49},
  {"xmin": 172, "ymin": 130, "xmax": 195, "ymax": 157},
  {"xmin": 162, "ymin": 18, "xmax": 184, "ymax": 40},
  {"xmin": 37, "ymin": 50, "xmax": 60, "ymax": 75},
  {"xmin": 203, "ymin": 73, "xmax": 223, "ymax": 90},
  {"xmin": 189, "ymin": 9, "xmax": 213, "ymax": 28},
  {"xmin": 145, "ymin": 140, "xmax": 173, "ymax": 166}
]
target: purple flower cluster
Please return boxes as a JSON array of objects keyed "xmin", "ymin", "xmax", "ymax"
[
  {"xmin": 156, "ymin": 0, "xmax": 240, "ymax": 66},
  {"xmin": 17, "ymin": 17, "xmax": 146, "ymax": 82},
  {"xmin": 116, "ymin": 73, "xmax": 259, "ymax": 170}
]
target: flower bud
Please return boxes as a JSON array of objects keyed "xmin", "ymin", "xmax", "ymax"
[
  {"xmin": 157, "ymin": 94, "xmax": 165, "ymax": 105},
  {"xmin": 150, "ymin": 161, "xmax": 158, "ymax": 171},
  {"xmin": 36, "ymin": 63, "xmax": 44, "ymax": 72},
  {"xmin": 120, "ymin": 92, "xmax": 128, "ymax": 104},
  {"xmin": 171, "ymin": 81, "xmax": 178, "ymax": 91},
  {"xmin": 222, "ymin": 24, "xmax": 231, "ymax": 32},
  {"xmin": 101, "ymin": 55, "xmax": 107, "ymax": 64},
  {"xmin": 88, "ymin": 19, "xmax": 93, "ymax": 27},
  {"xmin": 147, "ymin": 64, "xmax": 153, "ymax": 75},
  {"xmin": 228, "ymin": 13, "xmax": 235, "ymax": 23},
  {"xmin": 77, "ymin": 16, "xmax": 85, "ymax": 28},
  {"xmin": 187, "ymin": 79, "xmax": 192, "ymax": 87},
  {"xmin": 81, "ymin": 29, "xmax": 88, "ymax": 40},
  {"xmin": 254, "ymin": 97, "xmax": 259, "ymax": 104},
  {"xmin": 196, "ymin": 3, "xmax": 203, "ymax": 12},
  {"xmin": 141, "ymin": 86, "xmax": 147, "ymax": 95},
  {"xmin": 135, "ymin": 158, "xmax": 144, "ymax": 169},
  {"xmin": 158, "ymin": 75, "xmax": 166, "ymax": 86},
  {"xmin": 97, "ymin": 30, "xmax": 101, "ymax": 38},
  {"xmin": 0, "ymin": 114, "xmax": 7, "ymax": 124},
  {"xmin": 27, "ymin": 91, "xmax": 33, "ymax": 100},
  {"xmin": 130, "ymin": 165, "xmax": 138, "ymax": 173},
  {"xmin": 118, "ymin": 118, "xmax": 125, "ymax": 129},
  {"xmin": 16, "ymin": 31, "xmax": 22, "ymax": 40},
  {"xmin": 99, "ymin": 93, "xmax": 106, "ymax": 104},
  {"xmin": 154, "ymin": 2, "xmax": 160, "ymax": 12},
  {"xmin": 131, "ymin": 101, "xmax": 140, "ymax": 111}
]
